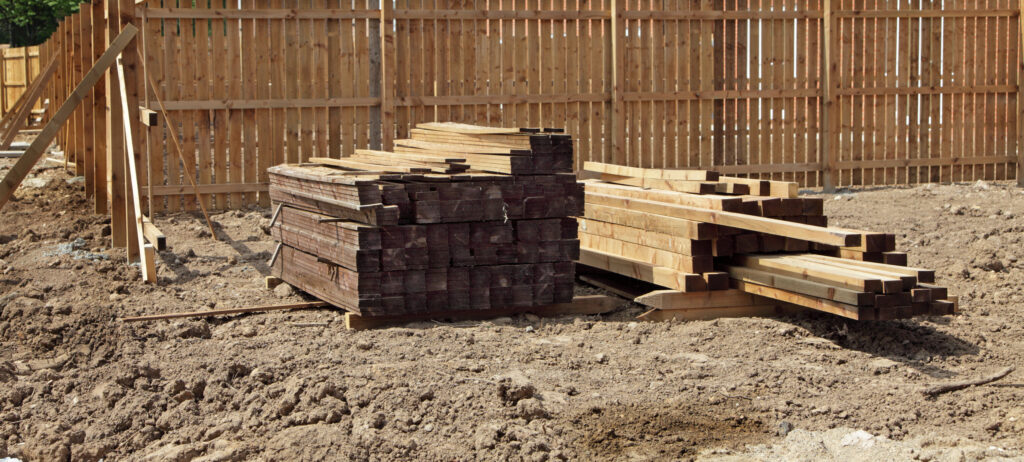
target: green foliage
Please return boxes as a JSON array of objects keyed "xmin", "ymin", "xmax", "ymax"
[{"xmin": 0, "ymin": 0, "xmax": 80, "ymax": 46}]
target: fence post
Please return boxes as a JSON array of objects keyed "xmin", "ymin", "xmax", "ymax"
[
  {"xmin": 820, "ymin": 0, "xmax": 838, "ymax": 192},
  {"xmin": 610, "ymin": 0, "xmax": 625, "ymax": 164},
  {"xmin": 380, "ymin": 0, "xmax": 395, "ymax": 151},
  {"xmin": 369, "ymin": 0, "xmax": 382, "ymax": 149},
  {"xmin": 93, "ymin": 0, "xmax": 108, "ymax": 214},
  {"xmin": 1018, "ymin": 0, "xmax": 1024, "ymax": 186}
]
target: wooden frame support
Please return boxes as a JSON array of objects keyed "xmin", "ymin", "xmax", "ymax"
[
  {"xmin": 141, "ymin": 215, "xmax": 165, "ymax": 250},
  {"xmin": 116, "ymin": 55, "xmax": 156, "ymax": 282},
  {"xmin": 0, "ymin": 24, "xmax": 138, "ymax": 211},
  {"xmin": 138, "ymin": 106, "xmax": 158, "ymax": 126}
]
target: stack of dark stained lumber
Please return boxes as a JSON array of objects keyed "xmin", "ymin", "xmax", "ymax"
[
  {"xmin": 576, "ymin": 162, "xmax": 956, "ymax": 322},
  {"xmin": 268, "ymin": 123, "xmax": 581, "ymax": 318}
]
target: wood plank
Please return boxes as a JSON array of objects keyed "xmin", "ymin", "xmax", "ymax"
[
  {"xmin": 583, "ymin": 203, "xmax": 715, "ymax": 240},
  {"xmin": 584, "ymin": 192, "xmax": 861, "ymax": 247},
  {"xmin": 116, "ymin": 56, "xmax": 156, "ymax": 282},
  {"xmin": 578, "ymin": 247, "xmax": 707, "ymax": 292},
  {"xmin": 0, "ymin": 25, "xmax": 139, "ymax": 211},
  {"xmin": 731, "ymin": 279, "xmax": 872, "ymax": 320},
  {"xmin": 582, "ymin": 180, "xmax": 743, "ymax": 211},
  {"xmin": 634, "ymin": 288, "xmax": 756, "ymax": 309},
  {"xmin": 734, "ymin": 253, "xmax": 902, "ymax": 294},
  {"xmin": 577, "ymin": 217, "xmax": 712, "ymax": 256},
  {"xmin": 580, "ymin": 232, "xmax": 713, "ymax": 273},
  {"xmin": 582, "ymin": 161, "xmax": 719, "ymax": 181},
  {"xmin": 724, "ymin": 264, "xmax": 875, "ymax": 306}
]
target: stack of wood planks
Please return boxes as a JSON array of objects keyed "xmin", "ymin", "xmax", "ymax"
[
  {"xmin": 268, "ymin": 122, "xmax": 581, "ymax": 318},
  {"xmin": 393, "ymin": 122, "xmax": 574, "ymax": 175},
  {"xmin": 576, "ymin": 162, "xmax": 956, "ymax": 322}
]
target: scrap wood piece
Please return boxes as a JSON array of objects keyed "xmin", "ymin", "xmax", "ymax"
[
  {"xmin": 120, "ymin": 301, "xmax": 331, "ymax": 322},
  {"xmin": 141, "ymin": 216, "xmax": 166, "ymax": 250},
  {"xmin": 344, "ymin": 294, "xmax": 622, "ymax": 330},
  {"xmin": 0, "ymin": 25, "xmax": 139, "ymax": 211},
  {"xmin": 116, "ymin": 56, "xmax": 156, "ymax": 283},
  {"xmin": 635, "ymin": 288, "xmax": 759, "ymax": 310},
  {"xmin": 921, "ymin": 366, "xmax": 1015, "ymax": 396},
  {"xmin": 585, "ymin": 192, "xmax": 862, "ymax": 247}
]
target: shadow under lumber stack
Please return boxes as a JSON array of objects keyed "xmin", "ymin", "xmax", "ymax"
[
  {"xmin": 576, "ymin": 162, "xmax": 956, "ymax": 322},
  {"xmin": 268, "ymin": 122, "xmax": 582, "ymax": 320}
]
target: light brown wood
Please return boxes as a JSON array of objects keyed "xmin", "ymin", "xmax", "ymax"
[
  {"xmin": 584, "ymin": 192, "xmax": 861, "ymax": 247},
  {"xmin": 116, "ymin": 57, "xmax": 156, "ymax": 283},
  {"xmin": 579, "ymin": 247, "xmax": 706, "ymax": 292},
  {"xmin": 731, "ymin": 280, "xmax": 871, "ymax": 321}
]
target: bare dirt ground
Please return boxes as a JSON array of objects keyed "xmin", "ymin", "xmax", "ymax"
[{"xmin": 2, "ymin": 157, "xmax": 1024, "ymax": 461}]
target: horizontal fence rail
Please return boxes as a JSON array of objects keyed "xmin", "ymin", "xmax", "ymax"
[{"xmin": 7, "ymin": 0, "xmax": 1023, "ymax": 249}]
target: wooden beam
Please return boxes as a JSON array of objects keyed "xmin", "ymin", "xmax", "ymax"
[
  {"xmin": 579, "ymin": 248, "xmax": 707, "ymax": 292},
  {"xmin": 582, "ymin": 161, "xmax": 718, "ymax": 181},
  {"xmin": 141, "ymin": 215, "xmax": 166, "ymax": 250},
  {"xmin": 634, "ymin": 288, "xmax": 756, "ymax": 309},
  {"xmin": 116, "ymin": 56, "xmax": 156, "ymax": 283},
  {"xmin": 731, "ymin": 279, "xmax": 873, "ymax": 320},
  {"xmin": 582, "ymin": 180, "xmax": 743, "ymax": 211},
  {"xmin": 121, "ymin": 301, "xmax": 331, "ymax": 322},
  {"xmin": 723, "ymin": 265, "xmax": 875, "ymax": 306},
  {"xmin": 734, "ymin": 254, "xmax": 902, "ymax": 293},
  {"xmin": 0, "ymin": 25, "xmax": 138, "ymax": 211},
  {"xmin": 343, "ymin": 295, "xmax": 623, "ymax": 330},
  {"xmin": 583, "ymin": 203, "xmax": 715, "ymax": 240},
  {"xmin": 577, "ymin": 217, "xmax": 713, "ymax": 256},
  {"xmin": 584, "ymin": 192, "xmax": 861, "ymax": 247},
  {"xmin": 138, "ymin": 106, "xmax": 158, "ymax": 126},
  {"xmin": 580, "ymin": 233, "xmax": 713, "ymax": 273}
]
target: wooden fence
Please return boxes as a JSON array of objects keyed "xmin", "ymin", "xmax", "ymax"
[
  {"xmin": 13, "ymin": 0, "xmax": 1024, "ymax": 251},
  {"xmin": 1, "ymin": 45, "xmax": 43, "ymax": 117}
]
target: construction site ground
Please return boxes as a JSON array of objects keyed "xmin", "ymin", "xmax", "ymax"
[{"xmin": 1, "ymin": 157, "xmax": 1023, "ymax": 461}]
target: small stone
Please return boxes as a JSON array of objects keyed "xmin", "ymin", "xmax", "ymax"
[
  {"xmin": 524, "ymin": 326, "xmax": 534, "ymax": 333},
  {"xmin": 778, "ymin": 421, "xmax": 794, "ymax": 437},
  {"xmin": 273, "ymin": 283, "xmax": 295, "ymax": 297},
  {"xmin": 355, "ymin": 341, "xmax": 373, "ymax": 351},
  {"xmin": 595, "ymin": 353, "xmax": 608, "ymax": 364},
  {"xmin": 422, "ymin": 423, "xmax": 434, "ymax": 432}
]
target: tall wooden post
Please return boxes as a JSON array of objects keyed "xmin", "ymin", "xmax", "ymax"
[
  {"xmin": 380, "ymin": 0, "xmax": 395, "ymax": 150},
  {"xmin": 610, "ymin": 0, "xmax": 625, "ymax": 164},
  {"xmin": 821, "ymin": 0, "xmax": 838, "ymax": 192},
  {"xmin": 107, "ymin": 0, "xmax": 128, "ymax": 250},
  {"xmin": 119, "ymin": 0, "xmax": 141, "ymax": 260},
  {"xmin": 93, "ymin": 0, "xmax": 108, "ymax": 213}
]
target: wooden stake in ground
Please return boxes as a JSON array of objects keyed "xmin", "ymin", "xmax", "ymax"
[
  {"xmin": 0, "ymin": 25, "xmax": 138, "ymax": 210},
  {"xmin": 116, "ymin": 56, "xmax": 156, "ymax": 282},
  {"xmin": 135, "ymin": 48, "xmax": 217, "ymax": 239},
  {"xmin": 921, "ymin": 366, "xmax": 1015, "ymax": 397},
  {"xmin": 121, "ymin": 301, "xmax": 331, "ymax": 322}
]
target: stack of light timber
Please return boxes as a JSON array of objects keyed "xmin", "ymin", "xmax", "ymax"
[
  {"xmin": 576, "ymin": 162, "xmax": 956, "ymax": 322},
  {"xmin": 268, "ymin": 123, "xmax": 584, "ymax": 321}
]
